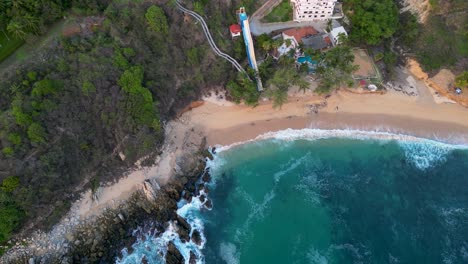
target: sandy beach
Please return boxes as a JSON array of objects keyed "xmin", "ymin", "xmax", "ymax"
[{"xmin": 189, "ymin": 87, "xmax": 468, "ymax": 147}]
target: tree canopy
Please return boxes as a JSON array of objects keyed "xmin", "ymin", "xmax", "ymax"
[
  {"xmin": 316, "ymin": 46, "xmax": 358, "ymax": 93},
  {"xmin": 0, "ymin": 0, "xmax": 72, "ymax": 39},
  {"xmin": 145, "ymin": 5, "xmax": 168, "ymax": 34},
  {"xmin": 345, "ymin": 0, "xmax": 399, "ymax": 45}
]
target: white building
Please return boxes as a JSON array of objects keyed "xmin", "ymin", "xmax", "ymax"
[
  {"xmin": 330, "ymin": 26, "xmax": 347, "ymax": 46},
  {"xmin": 290, "ymin": 0, "xmax": 338, "ymax": 22}
]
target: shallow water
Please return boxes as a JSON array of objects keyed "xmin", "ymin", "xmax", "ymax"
[{"xmin": 117, "ymin": 131, "xmax": 468, "ymax": 264}]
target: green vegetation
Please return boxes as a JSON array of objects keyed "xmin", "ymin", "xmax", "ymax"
[
  {"xmin": 396, "ymin": 12, "xmax": 420, "ymax": 47},
  {"xmin": 414, "ymin": 14, "xmax": 467, "ymax": 71},
  {"xmin": 145, "ymin": 5, "xmax": 168, "ymax": 34},
  {"xmin": 256, "ymin": 33, "xmax": 283, "ymax": 55},
  {"xmin": 455, "ymin": 71, "xmax": 468, "ymax": 89},
  {"xmin": 265, "ymin": 56, "xmax": 308, "ymax": 108},
  {"xmin": 316, "ymin": 46, "xmax": 358, "ymax": 94},
  {"xmin": 0, "ymin": 31, "xmax": 24, "ymax": 62},
  {"xmin": 263, "ymin": 0, "xmax": 293, "ymax": 23},
  {"xmin": 345, "ymin": 0, "xmax": 399, "ymax": 45},
  {"xmin": 0, "ymin": 176, "xmax": 23, "ymax": 246},
  {"xmin": 373, "ymin": 52, "xmax": 384, "ymax": 62},
  {"xmin": 0, "ymin": 0, "xmax": 75, "ymax": 61},
  {"xmin": 393, "ymin": 1, "xmax": 468, "ymax": 71},
  {"xmin": 0, "ymin": 0, "xmax": 241, "ymax": 249},
  {"xmin": 227, "ymin": 73, "xmax": 260, "ymax": 106}
]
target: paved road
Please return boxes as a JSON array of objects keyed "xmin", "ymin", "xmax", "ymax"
[{"xmin": 175, "ymin": 1, "xmax": 246, "ymax": 74}]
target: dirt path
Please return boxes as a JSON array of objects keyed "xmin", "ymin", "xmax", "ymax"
[{"xmin": 408, "ymin": 59, "xmax": 468, "ymax": 107}]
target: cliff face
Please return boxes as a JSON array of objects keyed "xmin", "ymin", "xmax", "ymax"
[{"xmin": 400, "ymin": 0, "xmax": 431, "ymax": 23}]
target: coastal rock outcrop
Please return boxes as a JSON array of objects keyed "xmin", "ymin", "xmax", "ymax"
[
  {"xmin": 191, "ymin": 230, "xmax": 202, "ymax": 246},
  {"xmin": 165, "ymin": 241, "xmax": 185, "ymax": 264},
  {"xmin": 142, "ymin": 178, "xmax": 161, "ymax": 201},
  {"xmin": 1, "ymin": 121, "xmax": 210, "ymax": 263},
  {"xmin": 176, "ymin": 216, "xmax": 192, "ymax": 242}
]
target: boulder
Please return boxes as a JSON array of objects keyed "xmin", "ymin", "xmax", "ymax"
[
  {"xmin": 176, "ymin": 217, "xmax": 191, "ymax": 243},
  {"xmin": 189, "ymin": 251, "xmax": 197, "ymax": 264},
  {"xmin": 200, "ymin": 184, "xmax": 209, "ymax": 194},
  {"xmin": 182, "ymin": 191, "xmax": 193, "ymax": 203},
  {"xmin": 204, "ymin": 199, "xmax": 212, "ymax": 210},
  {"xmin": 142, "ymin": 180, "xmax": 158, "ymax": 201},
  {"xmin": 176, "ymin": 216, "xmax": 191, "ymax": 232},
  {"xmin": 165, "ymin": 242, "xmax": 184, "ymax": 264},
  {"xmin": 191, "ymin": 230, "xmax": 202, "ymax": 246},
  {"xmin": 201, "ymin": 171, "xmax": 211, "ymax": 183},
  {"xmin": 199, "ymin": 195, "xmax": 206, "ymax": 203}
]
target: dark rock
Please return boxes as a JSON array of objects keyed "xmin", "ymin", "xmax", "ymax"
[
  {"xmin": 182, "ymin": 191, "xmax": 193, "ymax": 203},
  {"xmin": 199, "ymin": 195, "xmax": 206, "ymax": 203},
  {"xmin": 189, "ymin": 251, "xmax": 197, "ymax": 264},
  {"xmin": 176, "ymin": 216, "xmax": 191, "ymax": 243},
  {"xmin": 191, "ymin": 230, "xmax": 202, "ymax": 246},
  {"xmin": 185, "ymin": 183, "xmax": 196, "ymax": 194},
  {"xmin": 201, "ymin": 171, "xmax": 211, "ymax": 183},
  {"xmin": 166, "ymin": 241, "xmax": 184, "ymax": 264},
  {"xmin": 177, "ymin": 216, "xmax": 191, "ymax": 233},
  {"xmin": 141, "ymin": 255, "xmax": 148, "ymax": 264},
  {"xmin": 165, "ymin": 185, "xmax": 181, "ymax": 201},
  {"xmin": 200, "ymin": 184, "xmax": 209, "ymax": 194},
  {"xmin": 204, "ymin": 199, "xmax": 212, "ymax": 210}
]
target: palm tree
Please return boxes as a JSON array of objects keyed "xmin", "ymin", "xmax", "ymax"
[
  {"xmin": 7, "ymin": 20, "xmax": 27, "ymax": 39},
  {"xmin": 22, "ymin": 14, "xmax": 39, "ymax": 34},
  {"xmin": 296, "ymin": 77, "xmax": 309, "ymax": 94},
  {"xmin": 261, "ymin": 40, "xmax": 272, "ymax": 54},
  {"xmin": 268, "ymin": 88, "xmax": 288, "ymax": 109},
  {"xmin": 0, "ymin": 15, "xmax": 10, "ymax": 40},
  {"xmin": 285, "ymin": 39, "xmax": 292, "ymax": 47},
  {"xmin": 271, "ymin": 39, "xmax": 282, "ymax": 51}
]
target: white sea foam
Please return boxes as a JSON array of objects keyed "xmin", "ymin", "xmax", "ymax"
[
  {"xmin": 219, "ymin": 242, "xmax": 240, "ymax": 264},
  {"xmin": 213, "ymin": 128, "xmax": 468, "ymax": 171},
  {"xmin": 215, "ymin": 128, "xmax": 468, "ymax": 152},
  {"xmin": 273, "ymin": 153, "xmax": 311, "ymax": 183},
  {"xmin": 306, "ymin": 248, "xmax": 329, "ymax": 264},
  {"xmin": 116, "ymin": 188, "xmax": 209, "ymax": 264},
  {"xmin": 399, "ymin": 141, "xmax": 453, "ymax": 170}
]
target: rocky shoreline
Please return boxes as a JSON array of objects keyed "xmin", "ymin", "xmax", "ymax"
[{"xmin": 1, "ymin": 125, "xmax": 213, "ymax": 264}]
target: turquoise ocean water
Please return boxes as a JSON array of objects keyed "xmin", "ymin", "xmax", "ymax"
[{"xmin": 117, "ymin": 130, "xmax": 468, "ymax": 264}]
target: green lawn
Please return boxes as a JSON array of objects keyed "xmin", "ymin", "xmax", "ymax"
[
  {"xmin": 263, "ymin": 0, "xmax": 293, "ymax": 23},
  {"xmin": 0, "ymin": 30, "xmax": 24, "ymax": 62}
]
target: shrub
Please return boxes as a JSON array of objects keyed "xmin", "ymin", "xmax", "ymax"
[{"xmin": 27, "ymin": 122, "xmax": 46, "ymax": 143}]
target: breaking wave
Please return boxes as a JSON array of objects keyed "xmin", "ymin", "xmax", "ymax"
[
  {"xmin": 116, "ymin": 188, "xmax": 209, "ymax": 264},
  {"xmin": 117, "ymin": 128, "xmax": 467, "ymax": 263},
  {"xmin": 214, "ymin": 128, "xmax": 467, "ymax": 171}
]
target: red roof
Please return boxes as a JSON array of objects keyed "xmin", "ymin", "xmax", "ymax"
[
  {"xmin": 324, "ymin": 36, "xmax": 332, "ymax": 44},
  {"xmin": 229, "ymin": 24, "xmax": 242, "ymax": 34},
  {"xmin": 283, "ymin": 27, "xmax": 318, "ymax": 42},
  {"xmin": 360, "ymin": 80, "xmax": 367, "ymax": 86}
]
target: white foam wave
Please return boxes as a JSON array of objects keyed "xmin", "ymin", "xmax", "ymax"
[
  {"xmin": 211, "ymin": 128, "xmax": 467, "ymax": 172},
  {"xmin": 234, "ymin": 188, "xmax": 276, "ymax": 243},
  {"xmin": 116, "ymin": 188, "xmax": 210, "ymax": 264},
  {"xmin": 399, "ymin": 141, "xmax": 453, "ymax": 170},
  {"xmin": 273, "ymin": 153, "xmax": 311, "ymax": 182},
  {"xmin": 214, "ymin": 128, "xmax": 468, "ymax": 152},
  {"xmin": 219, "ymin": 242, "xmax": 240, "ymax": 264},
  {"xmin": 306, "ymin": 248, "xmax": 329, "ymax": 264}
]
